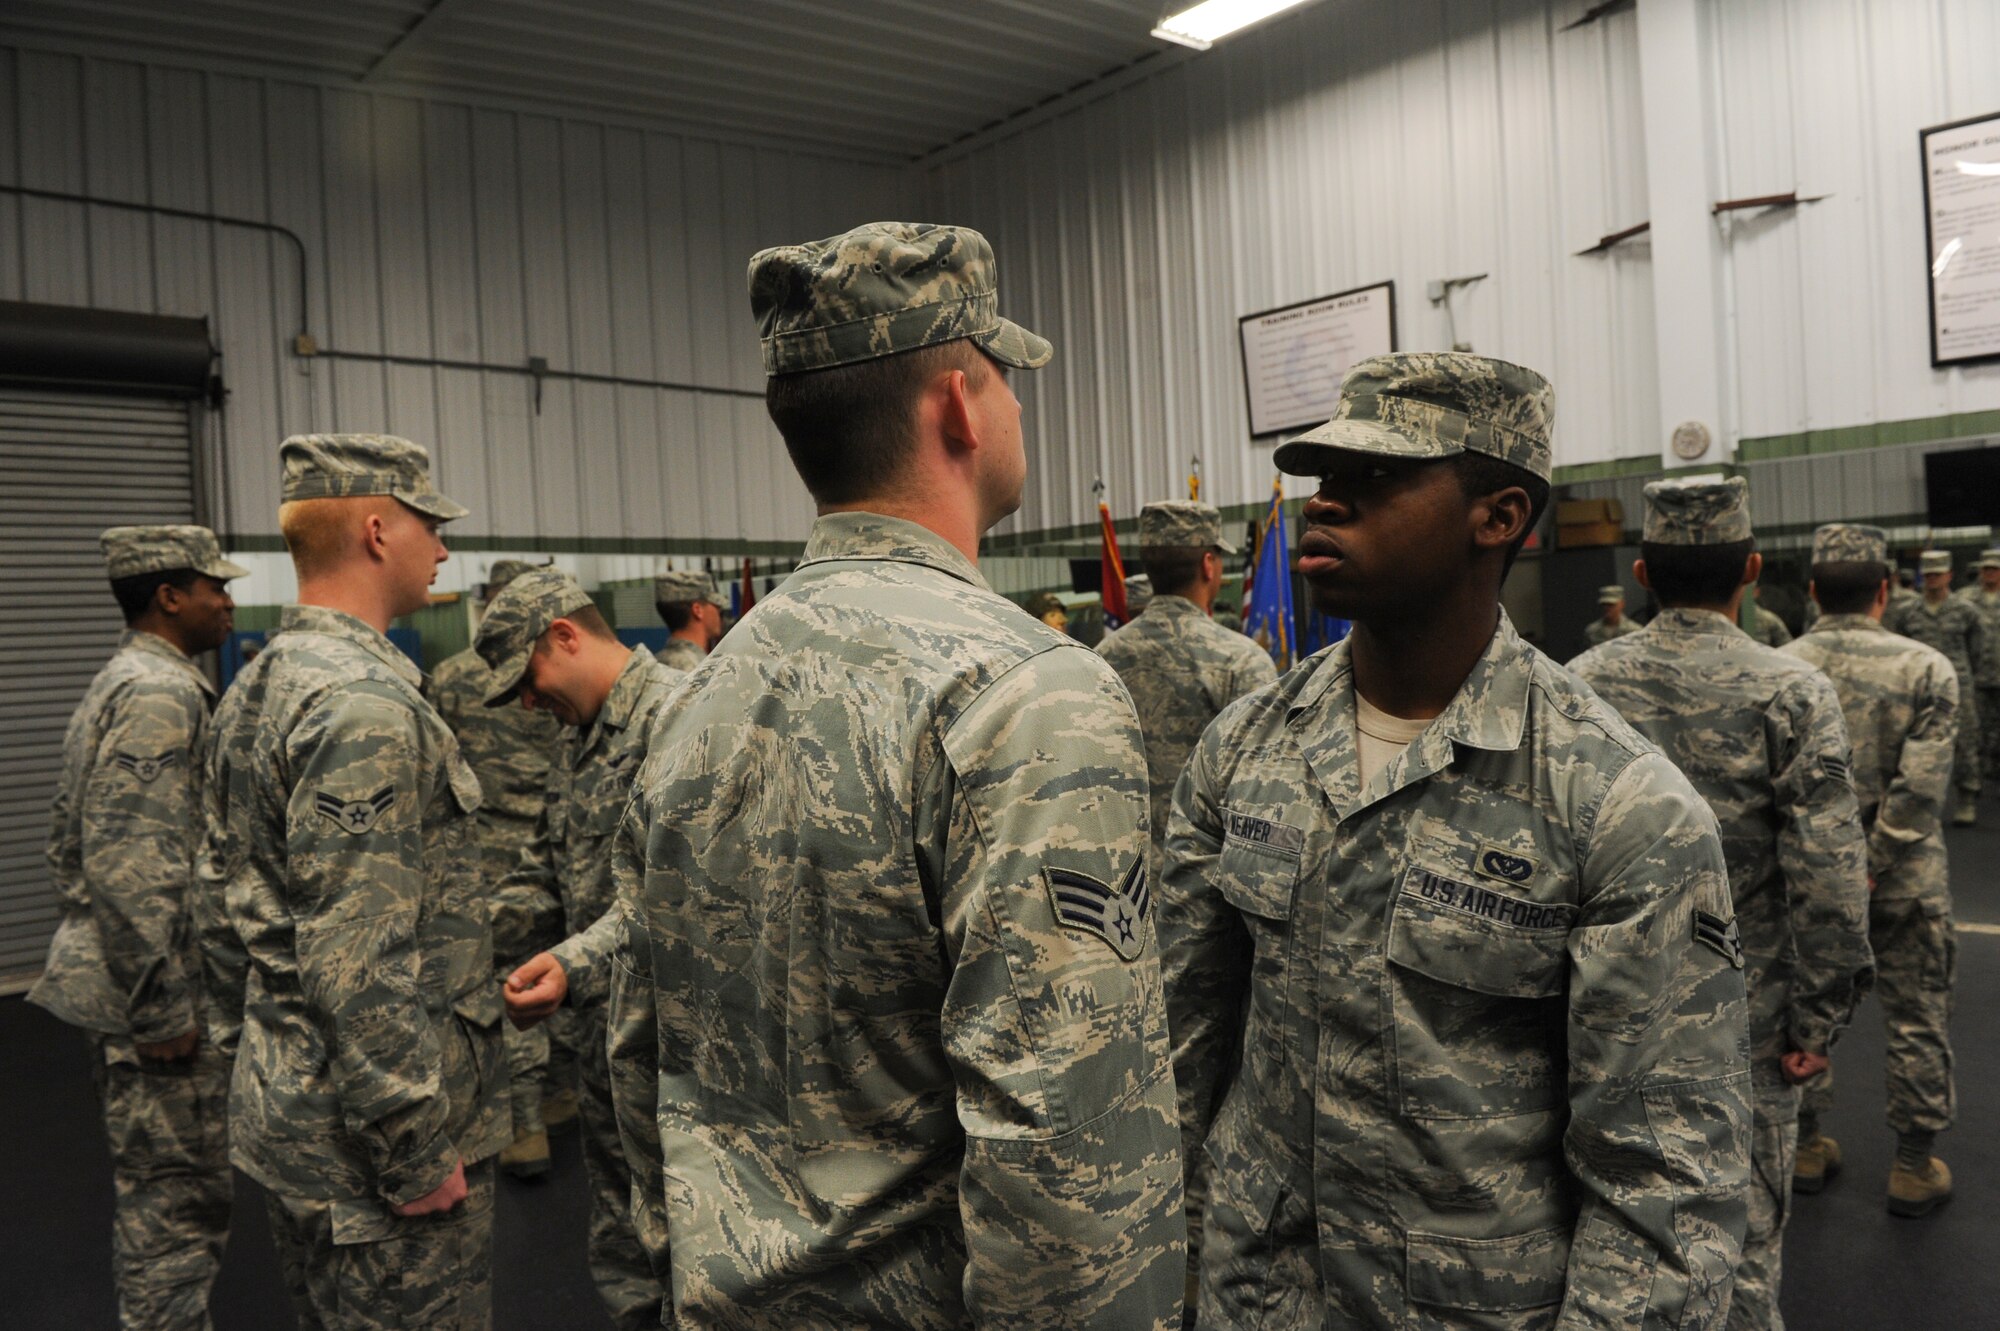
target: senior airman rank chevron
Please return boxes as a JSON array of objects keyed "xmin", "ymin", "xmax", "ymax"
[
  {"xmin": 1045, "ymin": 861, "xmax": 1149, "ymax": 961},
  {"xmin": 315, "ymin": 786, "xmax": 395, "ymax": 836}
]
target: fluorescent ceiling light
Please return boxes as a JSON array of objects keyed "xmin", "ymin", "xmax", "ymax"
[{"xmin": 1152, "ymin": 0, "xmax": 1318, "ymax": 51}]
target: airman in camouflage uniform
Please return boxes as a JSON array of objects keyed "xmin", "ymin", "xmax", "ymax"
[
  {"xmin": 1124, "ymin": 571, "xmax": 1155, "ymax": 617},
  {"xmin": 1097, "ymin": 500, "xmax": 1275, "ymax": 872},
  {"xmin": 1583, "ymin": 583, "xmax": 1641, "ymax": 646},
  {"xmin": 1165, "ymin": 354, "xmax": 1751, "ymax": 1330},
  {"xmin": 1785, "ymin": 523, "xmax": 1960, "ymax": 1215},
  {"xmin": 476, "ymin": 568, "xmax": 681, "ymax": 1329},
  {"xmin": 618, "ymin": 222, "xmax": 1185, "ymax": 1328},
  {"xmin": 653, "ymin": 568, "xmax": 726, "ymax": 672},
  {"xmin": 1569, "ymin": 478, "xmax": 1870, "ymax": 1329},
  {"xmin": 218, "ymin": 435, "xmax": 508, "ymax": 1330},
  {"xmin": 1887, "ymin": 550, "xmax": 1987, "ymax": 823},
  {"xmin": 424, "ymin": 558, "xmax": 566, "ymax": 1175},
  {"xmin": 1743, "ymin": 598, "xmax": 1793, "ymax": 648},
  {"xmin": 33, "ymin": 525, "xmax": 245, "ymax": 1331},
  {"xmin": 1955, "ymin": 548, "xmax": 2000, "ymax": 780}
]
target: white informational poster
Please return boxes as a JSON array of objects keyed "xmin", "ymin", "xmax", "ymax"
[
  {"xmin": 1923, "ymin": 111, "xmax": 2000, "ymax": 367},
  {"xmin": 1237, "ymin": 282, "xmax": 1396, "ymax": 438}
]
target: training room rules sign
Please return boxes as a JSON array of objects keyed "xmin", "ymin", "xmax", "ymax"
[
  {"xmin": 1237, "ymin": 281, "xmax": 1397, "ymax": 438},
  {"xmin": 1923, "ymin": 110, "xmax": 2000, "ymax": 367}
]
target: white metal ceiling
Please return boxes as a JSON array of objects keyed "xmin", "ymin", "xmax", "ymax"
[{"xmin": 0, "ymin": 0, "xmax": 1182, "ymax": 158}]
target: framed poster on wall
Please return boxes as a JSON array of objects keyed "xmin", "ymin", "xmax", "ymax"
[
  {"xmin": 1237, "ymin": 281, "xmax": 1397, "ymax": 438},
  {"xmin": 1922, "ymin": 111, "xmax": 2000, "ymax": 367}
]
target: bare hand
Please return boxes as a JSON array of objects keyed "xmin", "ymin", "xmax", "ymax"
[
  {"xmin": 136, "ymin": 1029, "xmax": 200, "ymax": 1063},
  {"xmin": 505, "ymin": 953, "xmax": 568, "ymax": 1029},
  {"xmin": 1780, "ymin": 1050, "xmax": 1829, "ymax": 1084},
  {"xmin": 391, "ymin": 1158, "xmax": 467, "ymax": 1217}
]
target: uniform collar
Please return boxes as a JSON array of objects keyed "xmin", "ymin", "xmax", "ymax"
[
  {"xmin": 278, "ymin": 604, "xmax": 423, "ymax": 689},
  {"xmin": 1143, "ymin": 594, "xmax": 1207, "ymax": 623},
  {"xmin": 121, "ymin": 628, "xmax": 215, "ymax": 696},
  {"xmin": 1289, "ymin": 609, "xmax": 1532, "ymax": 818},
  {"xmin": 577, "ymin": 649, "xmax": 660, "ymax": 760},
  {"xmin": 1807, "ymin": 613, "xmax": 1884, "ymax": 635},
  {"xmin": 1646, "ymin": 606, "xmax": 1744, "ymax": 637},
  {"xmin": 798, "ymin": 511, "xmax": 989, "ymax": 592}
]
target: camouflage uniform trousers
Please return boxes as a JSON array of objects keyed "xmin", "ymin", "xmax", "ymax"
[
  {"xmin": 575, "ymin": 996, "xmax": 665, "ymax": 1329},
  {"xmin": 1801, "ymin": 894, "xmax": 1957, "ymax": 1138},
  {"xmin": 504, "ymin": 992, "xmax": 550, "ymax": 1139},
  {"xmin": 544, "ymin": 1003, "xmax": 582, "ymax": 1116},
  {"xmin": 88, "ymin": 1032, "xmax": 233, "ymax": 1331},
  {"xmin": 263, "ymin": 1158, "xmax": 496, "ymax": 1331},
  {"xmin": 1951, "ymin": 688, "xmax": 1981, "ymax": 796},
  {"xmin": 1981, "ymin": 685, "xmax": 2000, "ymax": 781},
  {"xmin": 1730, "ymin": 1084, "xmax": 1799, "ymax": 1331}
]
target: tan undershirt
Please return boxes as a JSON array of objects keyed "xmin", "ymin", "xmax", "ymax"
[{"xmin": 1355, "ymin": 692, "xmax": 1431, "ymax": 786}]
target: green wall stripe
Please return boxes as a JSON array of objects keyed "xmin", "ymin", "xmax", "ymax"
[{"xmin": 1737, "ymin": 408, "xmax": 2000, "ymax": 461}]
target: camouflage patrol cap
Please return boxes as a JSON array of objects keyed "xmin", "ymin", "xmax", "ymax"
[
  {"xmin": 1811, "ymin": 523, "xmax": 1888, "ymax": 565},
  {"xmin": 1641, "ymin": 475, "xmax": 1751, "ymax": 545},
  {"xmin": 279, "ymin": 434, "xmax": 468, "ymax": 521},
  {"xmin": 475, "ymin": 567, "xmax": 597, "ymax": 707},
  {"xmin": 654, "ymin": 569, "xmax": 727, "ymax": 608},
  {"xmin": 1978, "ymin": 547, "xmax": 2000, "ymax": 569},
  {"xmin": 1919, "ymin": 550, "xmax": 1952, "ymax": 575},
  {"xmin": 1597, "ymin": 584, "xmax": 1625, "ymax": 604},
  {"xmin": 748, "ymin": 221, "xmax": 1051, "ymax": 376},
  {"xmin": 1273, "ymin": 353, "xmax": 1555, "ymax": 482},
  {"xmin": 100, "ymin": 525, "xmax": 249, "ymax": 582},
  {"xmin": 1138, "ymin": 500, "xmax": 1239, "ymax": 554},
  {"xmin": 1123, "ymin": 573, "xmax": 1153, "ymax": 615},
  {"xmin": 486, "ymin": 559, "xmax": 544, "ymax": 592}
]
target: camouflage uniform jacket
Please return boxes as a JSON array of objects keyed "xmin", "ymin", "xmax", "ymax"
[
  {"xmin": 654, "ymin": 636, "xmax": 704, "ymax": 672},
  {"xmin": 1743, "ymin": 602, "xmax": 1793, "ymax": 647},
  {"xmin": 222, "ymin": 605, "xmax": 508, "ymax": 1211},
  {"xmin": 426, "ymin": 646, "xmax": 560, "ymax": 889},
  {"xmin": 1783, "ymin": 616, "xmax": 1958, "ymax": 898},
  {"xmin": 1163, "ymin": 612, "xmax": 1751, "ymax": 1330},
  {"xmin": 496, "ymin": 648, "xmax": 681, "ymax": 1006},
  {"xmin": 1888, "ymin": 594, "xmax": 1988, "ymax": 684},
  {"xmin": 624, "ymin": 512, "xmax": 1184, "ymax": 1329},
  {"xmin": 1096, "ymin": 593, "xmax": 1277, "ymax": 861},
  {"xmin": 193, "ymin": 641, "xmax": 277, "ymax": 1049},
  {"xmin": 1955, "ymin": 586, "xmax": 2000, "ymax": 686},
  {"xmin": 1583, "ymin": 614, "xmax": 1641, "ymax": 647},
  {"xmin": 1568, "ymin": 609, "xmax": 1871, "ymax": 1074},
  {"xmin": 32, "ymin": 631, "xmax": 213, "ymax": 1043}
]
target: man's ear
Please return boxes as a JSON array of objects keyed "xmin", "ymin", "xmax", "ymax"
[
  {"xmin": 361, "ymin": 510, "xmax": 390, "ymax": 563},
  {"xmin": 1634, "ymin": 558, "xmax": 1653, "ymax": 593},
  {"xmin": 1741, "ymin": 550, "xmax": 1764, "ymax": 588},
  {"xmin": 153, "ymin": 580, "xmax": 188, "ymax": 619},
  {"xmin": 1474, "ymin": 485, "xmax": 1532, "ymax": 551},
  {"xmin": 936, "ymin": 368, "xmax": 979, "ymax": 457}
]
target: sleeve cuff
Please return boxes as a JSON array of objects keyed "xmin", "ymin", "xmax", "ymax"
[
  {"xmin": 377, "ymin": 1129, "xmax": 460, "ymax": 1207},
  {"xmin": 550, "ymin": 933, "xmax": 609, "ymax": 1008}
]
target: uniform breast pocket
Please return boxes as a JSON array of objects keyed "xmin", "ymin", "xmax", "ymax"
[
  {"xmin": 1386, "ymin": 870, "xmax": 1570, "ymax": 1121},
  {"xmin": 1217, "ymin": 834, "xmax": 1302, "ymax": 1085}
]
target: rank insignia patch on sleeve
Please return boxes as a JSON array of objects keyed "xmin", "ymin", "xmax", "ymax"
[
  {"xmin": 1045, "ymin": 861, "xmax": 1149, "ymax": 961},
  {"xmin": 1694, "ymin": 909, "xmax": 1745, "ymax": 969},
  {"xmin": 112, "ymin": 751, "xmax": 180, "ymax": 784},
  {"xmin": 315, "ymin": 786, "xmax": 395, "ymax": 836}
]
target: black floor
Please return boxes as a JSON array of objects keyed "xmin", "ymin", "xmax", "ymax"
[{"xmin": 4, "ymin": 801, "xmax": 1997, "ymax": 1329}]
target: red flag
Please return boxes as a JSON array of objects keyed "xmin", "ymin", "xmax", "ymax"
[
  {"xmin": 1099, "ymin": 501, "xmax": 1129, "ymax": 629},
  {"xmin": 739, "ymin": 558, "xmax": 757, "ymax": 617}
]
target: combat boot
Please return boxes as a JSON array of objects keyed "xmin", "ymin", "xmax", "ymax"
[
  {"xmin": 1887, "ymin": 1157, "xmax": 1952, "ymax": 1217},
  {"xmin": 501, "ymin": 1128, "xmax": 551, "ymax": 1181},
  {"xmin": 1794, "ymin": 1134, "xmax": 1842, "ymax": 1193},
  {"xmin": 1954, "ymin": 794, "xmax": 1977, "ymax": 826},
  {"xmin": 543, "ymin": 1086, "xmax": 580, "ymax": 1135}
]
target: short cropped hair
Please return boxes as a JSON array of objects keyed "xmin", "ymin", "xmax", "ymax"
[
  {"xmin": 764, "ymin": 339, "xmax": 993, "ymax": 505},
  {"xmin": 1452, "ymin": 453, "xmax": 1551, "ymax": 575},
  {"xmin": 279, "ymin": 496, "xmax": 403, "ymax": 580},
  {"xmin": 1642, "ymin": 538, "xmax": 1756, "ymax": 607},
  {"xmin": 1812, "ymin": 560, "xmax": 1888, "ymax": 616},
  {"xmin": 110, "ymin": 568, "xmax": 201, "ymax": 625},
  {"xmin": 655, "ymin": 601, "xmax": 692, "ymax": 632},
  {"xmin": 561, "ymin": 603, "xmax": 619, "ymax": 642},
  {"xmin": 1140, "ymin": 546, "xmax": 1209, "ymax": 598}
]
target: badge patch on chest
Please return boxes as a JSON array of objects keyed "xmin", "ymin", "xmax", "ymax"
[
  {"xmin": 314, "ymin": 787, "xmax": 395, "ymax": 836},
  {"xmin": 1475, "ymin": 842, "xmax": 1540, "ymax": 884},
  {"xmin": 1045, "ymin": 861, "xmax": 1149, "ymax": 961},
  {"xmin": 1403, "ymin": 865, "xmax": 1575, "ymax": 931},
  {"xmin": 112, "ymin": 750, "xmax": 180, "ymax": 784}
]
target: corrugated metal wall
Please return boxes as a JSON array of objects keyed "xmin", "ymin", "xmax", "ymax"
[
  {"xmin": 0, "ymin": 42, "xmax": 915, "ymax": 546},
  {"xmin": 923, "ymin": 0, "xmax": 1659, "ymax": 535},
  {"xmin": 922, "ymin": 0, "xmax": 2000, "ymax": 539}
]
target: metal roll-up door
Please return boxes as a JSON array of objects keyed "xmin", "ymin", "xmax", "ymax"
[{"xmin": 0, "ymin": 389, "xmax": 196, "ymax": 990}]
